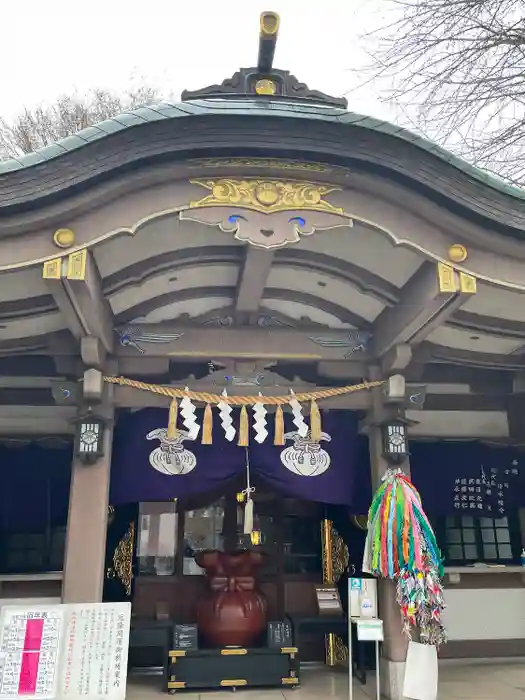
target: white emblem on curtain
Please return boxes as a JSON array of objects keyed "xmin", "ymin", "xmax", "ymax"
[
  {"xmin": 146, "ymin": 428, "xmax": 197, "ymax": 475},
  {"xmin": 280, "ymin": 430, "xmax": 332, "ymax": 477}
]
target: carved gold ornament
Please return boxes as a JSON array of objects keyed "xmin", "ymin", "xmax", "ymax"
[
  {"xmin": 321, "ymin": 520, "xmax": 349, "ymax": 667},
  {"xmin": 42, "ymin": 249, "xmax": 88, "ymax": 281},
  {"xmin": 437, "ymin": 262, "xmax": 457, "ymax": 294},
  {"xmin": 66, "ymin": 249, "xmax": 87, "ymax": 281},
  {"xmin": 255, "ymin": 79, "xmax": 277, "ymax": 95},
  {"xmin": 53, "ymin": 228, "xmax": 75, "ymax": 249},
  {"xmin": 107, "ymin": 521, "xmax": 134, "ymax": 596},
  {"xmin": 437, "ymin": 262, "xmax": 477, "ymax": 295},
  {"xmin": 42, "ymin": 259, "xmax": 62, "ymax": 280},
  {"xmin": 260, "ymin": 10, "xmax": 279, "ymax": 35},
  {"xmin": 189, "ymin": 158, "xmax": 331, "ymax": 172},
  {"xmin": 188, "ymin": 178, "xmax": 344, "ymax": 216},
  {"xmin": 459, "ymin": 272, "xmax": 477, "ymax": 294},
  {"xmin": 448, "ymin": 244, "xmax": 468, "ymax": 263}
]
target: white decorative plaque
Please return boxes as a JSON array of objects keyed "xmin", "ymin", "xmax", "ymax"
[{"xmin": 0, "ymin": 603, "xmax": 131, "ymax": 700}]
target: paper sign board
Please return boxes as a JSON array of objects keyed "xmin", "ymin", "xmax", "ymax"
[
  {"xmin": 0, "ymin": 602, "xmax": 131, "ymax": 700},
  {"xmin": 356, "ymin": 619, "xmax": 384, "ymax": 642}
]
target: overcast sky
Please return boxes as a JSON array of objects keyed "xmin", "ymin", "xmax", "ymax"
[{"xmin": 1, "ymin": 0, "xmax": 404, "ymax": 124}]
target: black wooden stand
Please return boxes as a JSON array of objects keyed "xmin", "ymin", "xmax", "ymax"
[{"xmin": 165, "ymin": 646, "xmax": 299, "ymax": 693}]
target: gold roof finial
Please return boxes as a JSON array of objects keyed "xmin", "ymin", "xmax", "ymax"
[{"xmin": 257, "ymin": 11, "xmax": 280, "ymax": 73}]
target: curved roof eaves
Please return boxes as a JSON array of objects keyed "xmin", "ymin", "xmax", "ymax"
[{"xmin": 0, "ymin": 98, "xmax": 523, "ymax": 204}]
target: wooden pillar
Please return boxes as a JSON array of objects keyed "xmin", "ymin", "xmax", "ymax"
[
  {"xmin": 367, "ymin": 367, "xmax": 409, "ymax": 700},
  {"xmin": 62, "ymin": 407, "xmax": 114, "ymax": 603}
]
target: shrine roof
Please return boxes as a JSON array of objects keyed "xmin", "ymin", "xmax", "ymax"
[
  {"xmin": 1, "ymin": 97, "xmax": 525, "ymax": 239},
  {"xmin": 0, "ymin": 98, "xmax": 520, "ymax": 203}
]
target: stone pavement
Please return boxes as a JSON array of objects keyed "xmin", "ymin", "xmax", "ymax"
[{"xmin": 126, "ymin": 662, "xmax": 525, "ymax": 699}]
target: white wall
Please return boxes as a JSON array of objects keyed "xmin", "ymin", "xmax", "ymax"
[{"xmin": 442, "ymin": 588, "xmax": 525, "ymax": 641}]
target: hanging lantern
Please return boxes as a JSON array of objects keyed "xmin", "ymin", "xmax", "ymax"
[
  {"xmin": 74, "ymin": 413, "xmax": 106, "ymax": 464},
  {"xmin": 381, "ymin": 417, "xmax": 409, "ymax": 464},
  {"xmin": 250, "ymin": 530, "xmax": 263, "ymax": 546}
]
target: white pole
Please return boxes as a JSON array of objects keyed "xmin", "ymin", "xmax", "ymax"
[
  {"xmin": 348, "ymin": 619, "xmax": 353, "ymax": 700},
  {"xmin": 375, "ymin": 640, "xmax": 381, "ymax": 700}
]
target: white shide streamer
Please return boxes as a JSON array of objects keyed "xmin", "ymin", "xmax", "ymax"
[
  {"xmin": 289, "ymin": 390, "xmax": 308, "ymax": 437},
  {"xmin": 179, "ymin": 387, "xmax": 200, "ymax": 440},
  {"xmin": 218, "ymin": 389, "xmax": 236, "ymax": 442},
  {"xmin": 252, "ymin": 393, "xmax": 268, "ymax": 443}
]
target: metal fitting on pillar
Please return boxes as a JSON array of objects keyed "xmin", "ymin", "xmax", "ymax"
[
  {"xmin": 73, "ymin": 409, "xmax": 106, "ymax": 465},
  {"xmin": 379, "ymin": 415, "xmax": 412, "ymax": 466}
]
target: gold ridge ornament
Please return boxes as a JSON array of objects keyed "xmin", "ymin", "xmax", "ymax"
[{"xmin": 181, "ymin": 178, "xmax": 352, "ymax": 249}]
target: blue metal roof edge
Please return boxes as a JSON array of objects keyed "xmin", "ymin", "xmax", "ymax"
[{"xmin": 0, "ymin": 98, "xmax": 523, "ymax": 202}]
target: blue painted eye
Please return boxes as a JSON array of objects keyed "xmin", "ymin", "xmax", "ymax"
[
  {"xmin": 228, "ymin": 214, "xmax": 248, "ymax": 223},
  {"xmin": 289, "ymin": 216, "xmax": 306, "ymax": 227}
]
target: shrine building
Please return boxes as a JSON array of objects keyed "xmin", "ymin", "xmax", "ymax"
[{"xmin": 0, "ymin": 11, "xmax": 524, "ymax": 700}]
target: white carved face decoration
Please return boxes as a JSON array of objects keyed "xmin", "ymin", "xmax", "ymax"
[
  {"xmin": 181, "ymin": 178, "xmax": 352, "ymax": 249},
  {"xmin": 280, "ymin": 430, "xmax": 332, "ymax": 477},
  {"xmin": 180, "ymin": 208, "xmax": 352, "ymax": 250},
  {"xmin": 146, "ymin": 428, "xmax": 197, "ymax": 476}
]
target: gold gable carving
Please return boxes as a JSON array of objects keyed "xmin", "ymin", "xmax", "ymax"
[
  {"xmin": 190, "ymin": 158, "xmax": 331, "ymax": 172},
  {"xmin": 188, "ymin": 178, "xmax": 344, "ymax": 215}
]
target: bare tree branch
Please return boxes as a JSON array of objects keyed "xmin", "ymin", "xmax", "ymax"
[
  {"xmin": 358, "ymin": 0, "xmax": 525, "ymax": 183},
  {"xmin": 0, "ymin": 85, "xmax": 170, "ymax": 160}
]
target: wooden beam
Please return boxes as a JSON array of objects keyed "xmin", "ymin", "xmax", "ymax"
[
  {"xmin": 43, "ymin": 250, "xmax": 114, "ymax": 353},
  {"xmin": 406, "ymin": 409, "xmax": 508, "ymax": 438},
  {"xmin": 235, "ymin": 247, "xmax": 274, "ymax": 318},
  {"xmin": 115, "ymin": 324, "xmax": 373, "ymax": 362},
  {"xmin": 372, "ymin": 262, "xmax": 476, "ymax": 358},
  {"xmin": 0, "ymin": 406, "xmax": 76, "ymax": 435}
]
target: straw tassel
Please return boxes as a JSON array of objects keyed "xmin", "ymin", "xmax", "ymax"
[
  {"xmin": 310, "ymin": 399, "xmax": 322, "ymax": 442},
  {"xmin": 238, "ymin": 406, "xmax": 249, "ymax": 447},
  {"xmin": 274, "ymin": 404, "xmax": 285, "ymax": 445},
  {"xmin": 201, "ymin": 403, "xmax": 213, "ymax": 444},
  {"xmin": 167, "ymin": 398, "xmax": 178, "ymax": 438}
]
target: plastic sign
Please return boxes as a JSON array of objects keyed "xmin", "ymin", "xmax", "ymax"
[{"xmin": 356, "ymin": 619, "xmax": 384, "ymax": 642}]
